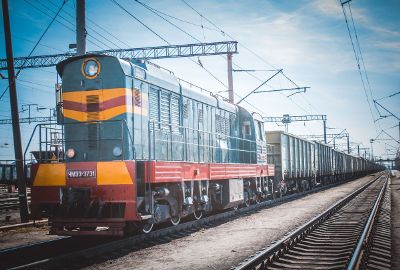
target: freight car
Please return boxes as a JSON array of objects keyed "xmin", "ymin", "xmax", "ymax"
[
  {"xmin": 265, "ymin": 131, "xmax": 315, "ymax": 194},
  {"xmin": 29, "ymin": 55, "xmax": 275, "ymax": 235},
  {"xmin": 266, "ymin": 131, "xmax": 383, "ymax": 194}
]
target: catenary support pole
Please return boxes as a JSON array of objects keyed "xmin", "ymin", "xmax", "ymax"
[
  {"xmin": 323, "ymin": 120, "xmax": 327, "ymax": 144},
  {"xmin": 347, "ymin": 135, "xmax": 350, "ymax": 154},
  {"xmin": 227, "ymin": 53, "xmax": 234, "ymax": 103},
  {"xmin": 76, "ymin": 0, "xmax": 86, "ymax": 55},
  {"xmin": 1, "ymin": 0, "xmax": 29, "ymax": 222}
]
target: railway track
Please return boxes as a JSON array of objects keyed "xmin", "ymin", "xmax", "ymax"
[
  {"xmin": 0, "ymin": 195, "xmax": 31, "ymax": 213},
  {"xmin": 235, "ymin": 172, "xmax": 391, "ymax": 270},
  {"xmin": 0, "ymin": 187, "xmax": 31, "ymax": 212},
  {"xmin": 0, "ymin": 173, "xmax": 382, "ymax": 270}
]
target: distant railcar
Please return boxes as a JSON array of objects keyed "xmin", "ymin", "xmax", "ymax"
[
  {"xmin": 265, "ymin": 131, "xmax": 383, "ymax": 195},
  {"xmin": 265, "ymin": 131, "xmax": 315, "ymax": 194}
]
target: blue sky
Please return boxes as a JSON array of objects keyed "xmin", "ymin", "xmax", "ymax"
[{"xmin": 0, "ymin": 0, "xmax": 399, "ymax": 161}]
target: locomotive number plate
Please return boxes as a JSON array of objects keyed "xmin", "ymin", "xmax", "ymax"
[{"xmin": 67, "ymin": 170, "xmax": 96, "ymax": 178}]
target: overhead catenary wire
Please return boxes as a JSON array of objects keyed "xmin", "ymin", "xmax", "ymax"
[
  {"xmin": 21, "ymin": 0, "xmax": 104, "ymax": 51},
  {"xmin": 30, "ymin": 0, "xmax": 116, "ymax": 50},
  {"xmin": 111, "ymin": 0, "xmax": 228, "ymax": 88},
  {"xmin": 131, "ymin": 0, "xmax": 228, "ymax": 88},
  {"xmin": 179, "ymin": 0, "xmax": 317, "ymax": 112},
  {"xmin": 348, "ymin": 5, "xmax": 375, "ymax": 109},
  {"xmin": 132, "ymin": 1, "xmax": 220, "ymax": 32},
  {"xmin": 0, "ymin": 31, "xmax": 66, "ymax": 53},
  {"xmin": 176, "ymin": 0, "xmax": 322, "ymax": 137},
  {"xmin": 181, "ymin": 0, "xmax": 297, "ymax": 85},
  {"xmin": 0, "ymin": 0, "xmax": 67, "ymax": 101},
  {"xmin": 45, "ymin": 0, "xmax": 127, "ymax": 50},
  {"xmin": 178, "ymin": 0, "xmax": 363, "ymax": 139},
  {"xmin": 376, "ymin": 91, "xmax": 400, "ymax": 101},
  {"xmin": 341, "ymin": 2, "xmax": 379, "ymax": 133},
  {"xmin": 134, "ymin": 0, "xmax": 304, "ymax": 107}
]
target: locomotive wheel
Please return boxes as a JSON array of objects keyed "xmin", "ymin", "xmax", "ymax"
[
  {"xmin": 279, "ymin": 185, "xmax": 288, "ymax": 197},
  {"xmin": 142, "ymin": 222, "xmax": 154, "ymax": 234},
  {"xmin": 170, "ymin": 216, "xmax": 181, "ymax": 226},
  {"xmin": 243, "ymin": 192, "xmax": 251, "ymax": 207},
  {"xmin": 255, "ymin": 195, "xmax": 261, "ymax": 204},
  {"xmin": 193, "ymin": 210, "xmax": 203, "ymax": 220}
]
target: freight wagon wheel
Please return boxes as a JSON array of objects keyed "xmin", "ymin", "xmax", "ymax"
[
  {"xmin": 170, "ymin": 216, "xmax": 181, "ymax": 226},
  {"xmin": 193, "ymin": 210, "xmax": 203, "ymax": 220},
  {"xmin": 142, "ymin": 222, "xmax": 154, "ymax": 234}
]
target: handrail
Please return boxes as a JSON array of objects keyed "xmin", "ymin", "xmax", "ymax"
[
  {"xmin": 23, "ymin": 123, "xmax": 41, "ymax": 163},
  {"xmin": 148, "ymin": 119, "xmax": 258, "ymax": 163},
  {"xmin": 23, "ymin": 119, "xmax": 135, "ymax": 163}
]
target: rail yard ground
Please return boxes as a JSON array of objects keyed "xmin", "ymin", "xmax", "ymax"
[
  {"xmin": 391, "ymin": 170, "xmax": 400, "ymax": 269},
  {"xmin": 0, "ymin": 172, "xmax": 399, "ymax": 269},
  {"xmin": 81, "ymin": 173, "xmax": 391, "ymax": 270}
]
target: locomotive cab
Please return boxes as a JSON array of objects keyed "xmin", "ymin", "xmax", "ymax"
[
  {"xmin": 56, "ymin": 54, "xmax": 137, "ymax": 162},
  {"xmin": 31, "ymin": 55, "xmax": 144, "ymax": 235}
]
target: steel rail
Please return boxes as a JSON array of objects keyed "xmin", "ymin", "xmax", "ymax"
[
  {"xmin": 347, "ymin": 173, "xmax": 388, "ymax": 269},
  {"xmin": 234, "ymin": 171, "xmax": 387, "ymax": 270},
  {"xmin": 0, "ymin": 173, "xmax": 368, "ymax": 270}
]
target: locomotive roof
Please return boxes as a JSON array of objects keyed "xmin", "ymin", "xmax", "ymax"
[{"xmin": 57, "ymin": 54, "xmax": 243, "ymax": 115}]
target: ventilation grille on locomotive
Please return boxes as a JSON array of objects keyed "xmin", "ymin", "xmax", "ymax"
[{"xmin": 86, "ymin": 95, "xmax": 99, "ymax": 150}]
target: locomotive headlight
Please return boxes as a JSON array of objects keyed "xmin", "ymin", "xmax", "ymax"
[
  {"xmin": 112, "ymin": 145, "xmax": 122, "ymax": 157},
  {"xmin": 66, "ymin": 148, "xmax": 76, "ymax": 159},
  {"xmin": 82, "ymin": 58, "xmax": 100, "ymax": 78}
]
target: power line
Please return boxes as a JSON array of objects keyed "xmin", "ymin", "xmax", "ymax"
[
  {"xmin": 143, "ymin": 0, "xmax": 304, "ymax": 101},
  {"xmin": 181, "ymin": 0, "xmax": 289, "ymax": 73},
  {"xmin": 111, "ymin": 0, "xmax": 228, "ymax": 88},
  {"xmin": 132, "ymin": 0, "xmax": 229, "ymax": 87},
  {"xmin": 22, "ymin": 0, "xmax": 104, "ymax": 50},
  {"xmin": 376, "ymin": 91, "xmax": 400, "ymax": 101},
  {"xmin": 111, "ymin": 0, "xmax": 169, "ymax": 43},
  {"xmin": 0, "ymin": 0, "xmax": 67, "ymax": 101},
  {"xmin": 179, "ymin": 0, "xmax": 317, "ymax": 119},
  {"xmin": 45, "ymin": 0, "xmax": 126, "ymax": 50},
  {"xmin": 133, "ymin": 0, "xmax": 220, "ymax": 32},
  {"xmin": 33, "ymin": 0, "xmax": 116, "ymax": 50},
  {"xmin": 348, "ymin": 5, "xmax": 375, "ymax": 108},
  {"xmin": 133, "ymin": 0, "xmax": 285, "ymax": 93},
  {"xmin": 341, "ymin": 1, "xmax": 378, "ymax": 134},
  {"xmin": 0, "ymin": 31, "xmax": 65, "ymax": 53}
]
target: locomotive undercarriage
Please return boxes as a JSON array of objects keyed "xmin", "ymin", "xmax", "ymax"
[
  {"xmin": 137, "ymin": 176, "xmax": 275, "ymax": 233},
  {"xmin": 35, "ymin": 187, "xmax": 129, "ymax": 236}
]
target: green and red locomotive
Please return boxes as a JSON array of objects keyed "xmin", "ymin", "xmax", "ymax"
[{"xmin": 30, "ymin": 54, "xmax": 275, "ymax": 235}]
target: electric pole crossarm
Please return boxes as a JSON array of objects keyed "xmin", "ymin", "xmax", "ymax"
[
  {"xmin": 298, "ymin": 133, "xmax": 349, "ymax": 139},
  {"xmin": 263, "ymin": 115, "xmax": 327, "ymax": 122},
  {"xmin": 263, "ymin": 114, "xmax": 327, "ymax": 142},
  {"xmin": 0, "ymin": 41, "xmax": 238, "ymax": 70},
  {"xmin": 254, "ymin": 87, "xmax": 309, "ymax": 94},
  {"xmin": 236, "ymin": 69, "xmax": 282, "ymax": 105},
  {"xmin": 374, "ymin": 100, "xmax": 400, "ymax": 121},
  {"xmin": 0, "ymin": 116, "xmax": 55, "ymax": 125}
]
